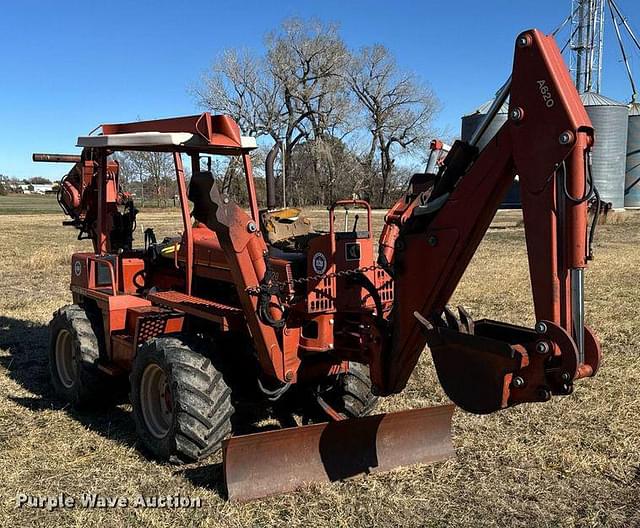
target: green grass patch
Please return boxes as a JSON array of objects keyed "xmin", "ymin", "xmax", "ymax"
[{"xmin": 0, "ymin": 194, "xmax": 61, "ymax": 215}]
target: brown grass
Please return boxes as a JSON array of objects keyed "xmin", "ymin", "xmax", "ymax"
[{"xmin": 0, "ymin": 209, "xmax": 639, "ymax": 527}]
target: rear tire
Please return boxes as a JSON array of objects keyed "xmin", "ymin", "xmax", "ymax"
[
  {"xmin": 312, "ymin": 362, "xmax": 378, "ymax": 420},
  {"xmin": 48, "ymin": 304, "xmax": 108, "ymax": 409},
  {"xmin": 340, "ymin": 362, "xmax": 378, "ymax": 417},
  {"xmin": 130, "ymin": 335, "xmax": 233, "ymax": 463}
]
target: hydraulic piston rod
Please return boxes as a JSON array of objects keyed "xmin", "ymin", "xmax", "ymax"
[
  {"xmin": 469, "ymin": 76, "xmax": 512, "ymax": 149},
  {"xmin": 571, "ymin": 268, "xmax": 585, "ymax": 365}
]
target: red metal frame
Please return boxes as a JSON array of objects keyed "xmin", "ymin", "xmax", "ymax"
[
  {"xmin": 101, "ymin": 113, "xmax": 245, "ymax": 150},
  {"xmin": 242, "ymin": 153, "xmax": 259, "ymax": 222},
  {"xmin": 96, "ymin": 151, "xmax": 108, "ymax": 253},
  {"xmin": 87, "ymin": 255, "xmax": 118, "ymax": 295},
  {"xmin": 173, "ymin": 152, "xmax": 194, "ymax": 295},
  {"xmin": 328, "ymin": 200, "xmax": 372, "ymax": 234},
  {"xmin": 201, "ymin": 183, "xmax": 298, "ymax": 382}
]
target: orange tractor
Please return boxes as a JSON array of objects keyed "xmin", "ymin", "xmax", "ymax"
[{"xmin": 36, "ymin": 30, "xmax": 601, "ymax": 500}]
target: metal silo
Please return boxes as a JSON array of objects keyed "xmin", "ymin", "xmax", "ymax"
[
  {"xmin": 461, "ymin": 99, "xmax": 517, "ymax": 207},
  {"xmin": 625, "ymin": 102, "xmax": 640, "ymax": 208},
  {"xmin": 581, "ymin": 92, "xmax": 628, "ymax": 209},
  {"xmin": 461, "ymin": 99, "xmax": 509, "ymax": 150}
]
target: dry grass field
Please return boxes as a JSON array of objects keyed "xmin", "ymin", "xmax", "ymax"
[{"xmin": 0, "ymin": 204, "xmax": 638, "ymax": 527}]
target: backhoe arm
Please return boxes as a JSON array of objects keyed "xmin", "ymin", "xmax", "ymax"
[{"xmin": 375, "ymin": 29, "xmax": 602, "ymax": 412}]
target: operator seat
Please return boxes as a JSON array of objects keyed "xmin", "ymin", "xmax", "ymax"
[
  {"xmin": 188, "ymin": 170, "xmax": 216, "ymax": 224},
  {"xmin": 187, "ymin": 170, "xmax": 307, "ymax": 277}
]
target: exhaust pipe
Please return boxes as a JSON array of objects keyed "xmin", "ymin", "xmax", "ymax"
[
  {"xmin": 223, "ymin": 404, "xmax": 455, "ymax": 501},
  {"xmin": 33, "ymin": 153, "xmax": 81, "ymax": 163},
  {"xmin": 265, "ymin": 141, "xmax": 281, "ymax": 210}
]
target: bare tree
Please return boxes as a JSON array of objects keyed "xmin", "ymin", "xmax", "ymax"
[
  {"xmin": 194, "ymin": 50, "xmax": 283, "ymax": 140},
  {"xmin": 266, "ymin": 18, "xmax": 353, "ymax": 202},
  {"xmin": 347, "ymin": 45, "xmax": 439, "ymax": 205},
  {"xmin": 194, "ymin": 18, "xmax": 357, "ymax": 203},
  {"xmin": 119, "ymin": 151, "xmax": 175, "ymax": 207},
  {"xmin": 266, "ymin": 18, "xmax": 351, "ymax": 137},
  {"xmin": 193, "ymin": 18, "xmax": 440, "ymax": 208}
]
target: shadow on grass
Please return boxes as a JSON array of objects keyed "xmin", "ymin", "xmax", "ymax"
[
  {"xmin": 0, "ymin": 315, "xmax": 290, "ymax": 498},
  {"xmin": 177, "ymin": 464, "xmax": 227, "ymax": 499},
  {"xmin": 0, "ymin": 315, "xmax": 137, "ymax": 448}
]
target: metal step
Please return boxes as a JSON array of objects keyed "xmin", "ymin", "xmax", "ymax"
[{"xmin": 148, "ymin": 290, "xmax": 242, "ymax": 329}]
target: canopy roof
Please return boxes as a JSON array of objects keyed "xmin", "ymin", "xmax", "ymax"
[{"xmin": 77, "ymin": 113, "xmax": 257, "ymax": 155}]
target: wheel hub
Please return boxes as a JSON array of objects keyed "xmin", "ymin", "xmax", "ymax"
[
  {"xmin": 55, "ymin": 329, "xmax": 78, "ymax": 389},
  {"xmin": 140, "ymin": 363, "xmax": 174, "ymax": 439}
]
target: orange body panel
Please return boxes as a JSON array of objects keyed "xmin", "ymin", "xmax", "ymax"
[{"xmin": 118, "ymin": 257, "xmax": 145, "ymax": 294}]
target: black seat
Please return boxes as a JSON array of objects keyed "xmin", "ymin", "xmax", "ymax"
[{"xmin": 188, "ymin": 171, "xmax": 216, "ymax": 224}]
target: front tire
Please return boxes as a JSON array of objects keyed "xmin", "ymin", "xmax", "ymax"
[
  {"xmin": 48, "ymin": 304, "xmax": 107, "ymax": 409},
  {"xmin": 130, "ymin": 336, "xmax": 233, "ymax": 463}
]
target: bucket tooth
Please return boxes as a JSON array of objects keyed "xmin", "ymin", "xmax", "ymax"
[
  {"xmin": 458, "ymin": 305, "xmax": 475, "ymax": 334},
  {"xmin": 223, "ymin": 404, "xmax": 455, "ymax": 502},
  {"xmin": 443, "ymin": 305, "xmax": 462, "ymax": 331}
]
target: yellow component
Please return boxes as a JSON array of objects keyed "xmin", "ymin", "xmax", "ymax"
[
  {"xmin": 159, "ymin": 244, "xmax": 180, "ymax": 257},
  {"xmin": 270, "ymin": 207, "xmax": 301, "ymax": 221}
]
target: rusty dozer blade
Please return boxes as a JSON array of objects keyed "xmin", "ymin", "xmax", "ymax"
[{"xmin": 223, "ymin": 404, "xmax": 455, "ymax": 502}]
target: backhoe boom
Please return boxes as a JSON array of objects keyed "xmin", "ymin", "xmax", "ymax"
[{"xmin": 376, "ymin": 29, "xmax": 601, "ymax": 411}]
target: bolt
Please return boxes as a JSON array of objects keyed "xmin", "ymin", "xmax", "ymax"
[
  {"xmin": 512, "ymin": 376, "xmax": 525, "ymax": 389},
  {"xmin": 247, "ymin": 222, "xmax": 257, "ymax": 233},
  {"xmin": 538, "ymin": 388, "xmax": 551, "ymax": 401},
  {"xmin": 559, "ymin": 131, "xmax": 574, "ymax": 145},
  {"xmin": 517, "ymin": 34, "xmax": 531, "ymax": 48},
  {"xmin": 328, "ymin": 343, "xmax": 334, "ymax": 350},
  {"xmin": 560, "ymin": 383, "xmax": 573, "ymax": 395},
  {"xmin": 535, "ymin": 321, "xmax": 547, "ymax": 334},
  {"xmin": 284, "ymin": 370, "xmax": 294, "ymax": 382},
  {"xmin": 510, "ymin": 107, "xmax": 524, "ymax": 122},
  {"xmin": 329, "ymin": 319, "xmax": 334, "ymax": 325},
  {"xmin": 536, "ymin": 341, "xmax": 550, "ymax": 354},
  {"xmin": 427, "ymin": 235, "xmax": 438, "ymax": 247}
]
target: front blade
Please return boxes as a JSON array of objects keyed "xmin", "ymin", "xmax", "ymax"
[{"xmin": 223, "ymin": 404, "xmax": 455, "ymax": 502}]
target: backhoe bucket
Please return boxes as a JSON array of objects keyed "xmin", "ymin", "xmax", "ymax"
[{"xmin": 223, "ymin": 404, "xmax": 455, "ymax": 501}]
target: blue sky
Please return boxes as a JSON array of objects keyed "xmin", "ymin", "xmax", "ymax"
[{"xmin": 2, "ymin": 0, "xmax": 640, "ymax": 179}]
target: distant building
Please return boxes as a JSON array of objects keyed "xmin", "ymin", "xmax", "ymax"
[{"xmin": 19, "ymin": 183, "xmax": 55, "ymax": 194}]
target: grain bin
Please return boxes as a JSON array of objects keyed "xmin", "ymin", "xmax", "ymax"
[
  {"xmin": 581, "ymin": 92, "xmax": 628, "ymax": 209},
  {"xmin": 461, "ymin": 99, "xmax": 517, "ymax": 207},
  {"xmin": 461, "ymin": 99, "xmax": 509, "ymax": 150},
  {"xmin": 625, "ymin": 102, "xmax": 640, "ymax": 208}
]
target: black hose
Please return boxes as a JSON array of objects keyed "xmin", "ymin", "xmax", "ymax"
[
  {"xmin": 348, "ymin": 272, "xmax": 387, "ymax": 328},
  {"xmin": 561, "ymin": 159, "xmax": 594, "ymax": 204},
  {"xmin": 257, "ymin": 296, "xmax": 286, "ymax": 328},
  {"xmin": 257, "ymin": 377, "xmax": 291, "ymax": 401},
  {"xmin": 587, "ymin": 165, "xmax": 600, "ymax": 261},
  {"xmin": 255, "ymin": 256, "xmax": 287, "ymax": 328},
  {"xmin": 558, "ymin": 155, "xmax": 599, "ymax": 260}
]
